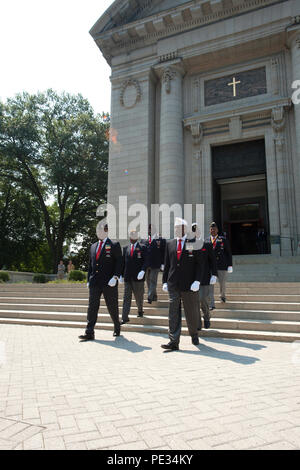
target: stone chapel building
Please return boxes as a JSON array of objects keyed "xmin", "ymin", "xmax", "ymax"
[{"xmin": 90, "ymin": 0, "xmax": 300, "ymax": 257}]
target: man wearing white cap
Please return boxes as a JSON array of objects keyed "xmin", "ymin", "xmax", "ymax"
[
  {"xmin": 161, "ymin": 218, "xmax": 204, "ymax": 350},
  {"xmin": 121, "ymin": 230, "xmax": 149, "ymax": 324}
]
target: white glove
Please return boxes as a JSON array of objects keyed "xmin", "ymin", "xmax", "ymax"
[
  {"xmin": 190, "ymin": 280, "xmax": 200, "ymax": 292},
  {"xmin": 119, "ymin": 276, "xmax": 124, "ymax": 284},
  {"xmin": 210, "ymin": 275, "xmax": 217, "ymax": 285},
  {"xmin": 162, "ymin": 283, "xmax": 168, "ymax": 292},
  {"xmin": 108, "ymin": 277, "xmax": 117, "ymax": 287},
  {"xmin": 87, "ymin": 282, "xmax": 89, "ymax": 288},
  {"xmin": 228, "ymin": 266, "xmax": 233, "ymax": 273},
  {"xmin": 137, "ymin": 270, "xmax": 145, "ymax": 281},
  {"xmin": 160, "ymin": 264, "xmax": 164, "ymax": 271}
]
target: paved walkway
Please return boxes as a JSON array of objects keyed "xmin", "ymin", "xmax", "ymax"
[{"xmin": 0, "ymin": 324, "xmax": 300, "ymax": 450}]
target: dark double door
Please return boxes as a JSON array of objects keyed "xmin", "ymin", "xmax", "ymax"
[{"xmin": 212, "ymin": 140, "xmax": 270, "ymax": 255}]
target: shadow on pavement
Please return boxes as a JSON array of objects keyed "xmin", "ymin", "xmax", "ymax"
[
  {"xmin": 93, "ymin": 335, "xmax": 152, "ymax": 353},
  {"xmin": 179, "ymin": 343, "xmax": 260, "ymax": 364},
  {"xmin": 201, "ymin": 336, "xmax": 267, "ymax": 351}
]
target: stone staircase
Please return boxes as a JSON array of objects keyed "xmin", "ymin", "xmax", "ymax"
[{"xmin": 0, "ymin": 282, "xmax": 300, "ymax": 342}]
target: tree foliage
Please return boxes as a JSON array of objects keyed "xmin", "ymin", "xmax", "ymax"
[{"xmin": 0, "ymin": 90, "xmax": 109, "ymax": 272}]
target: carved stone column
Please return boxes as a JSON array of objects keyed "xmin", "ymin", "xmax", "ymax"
[
  {"xmin": 158, "ymin": 62, "xmax": 185, "ymax": 232},
  {"xmin": 271, "ymin": 106, "xmax": 291, "ymax": 255},
  {"xmin": 290, "ymin": 32, "xmax": 300, "ymax": 254}
]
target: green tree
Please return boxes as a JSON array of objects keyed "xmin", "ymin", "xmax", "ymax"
[
  {"xmin": 0, "ymin": 179, "xmax": 48, "ymax": 271},
  {"xmin": 0, "ymin": 90, "xmax": 109, "ymax": 273}
]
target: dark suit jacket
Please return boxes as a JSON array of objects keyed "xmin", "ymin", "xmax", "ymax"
[
  {"xmin": 88, "ymin": 238, "xmax": 122, "ymax": 288},
  {"xmin": 121, "ymin": 242, "xmax": 149, "ymax": 282},
  {"xmin": 199, "ymin": 242, "xmax": 218, "ymax": 285},
  {"xmin": 141, "ymin": 237, "xmax": 166, "ymax": 269},
  {"xmin": 162, "ymin": 239, "xmax": 204, "ymax": 292},
  {"xmin": 206, "ymin": 235, "xmax": 232, "ymax": 270}
]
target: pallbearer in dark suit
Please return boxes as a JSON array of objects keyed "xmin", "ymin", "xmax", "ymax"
[
  {"xmin": 141, "ymin": 224, "xmax": 166, "ymax": 304},
  {"xmin": 121, "ymin": 230, "xmax": 149, "ymax": 324},
  {"xmin": 207, "ymin": 222, "xmax": 233, "ymax": 309},
  {"xmin": 191, "ymin": 223, "xmax": 217, "ymax": 330},
  {"xmin": 161, "ymin": 218, "xmax": 204, "ymax": 351},
  {"xmin": 79, "ymin": 223, "xmax": 122, "ymax": 342}
]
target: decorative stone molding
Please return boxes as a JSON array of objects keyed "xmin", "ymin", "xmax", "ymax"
[
  {"xmin": 162, "ymin": 68, "xmax": 177, "ymax": 94},
  {"xmin": 120, "ymin": 78, "xmax": 142, "ymax": 108},
  {"xmin": 291, "ymin": 16, "xmax": 300, "ymax": 26},
  {"xmin": 274, "ymin": 137, "xmax": 285, "ymax": 151},
  {"xmin": 92, "ymin": 0, "xmax": 280, "ymax": 64},
  {"xmin": 191, "ymin": 122, "xmax": 204, "ymax": 146},
  {"xmin": 192, "ymin": 78, "xmax": 200, "ymax": 113},
  {"xmin": 159, "ymin": 52, "xmax": 178, "ymax": 63},
  {"xmin": 193, "ymin": 149, "xmax": 202, "ymax": 161},
  {"xmin": 184, "ymin": 120, "xmax": 204, "ymax": 146},
  {"xmin": 271, "ymin": 57, "xmax": 280, "ymax": 95},
  {"xmin": 271, "ymin": 106, "xmax": 286, "ymax": 133}
]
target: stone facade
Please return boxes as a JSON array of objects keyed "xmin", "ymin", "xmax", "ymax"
[{"xmin": 90, "ymin": 0, "xmax": 300, "ymax": 256}]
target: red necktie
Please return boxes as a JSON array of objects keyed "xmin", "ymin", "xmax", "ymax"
[
  {"xmin": 212, "ymin": 237, "xmax": 217, "ymax": 249},
  {"xmin": 130, "ymin": 244, "xmax": 134, "ymax": 257},
  {"xmin": 96, "ymin": 241, "xmax": 103, "ymax": 260},
  {"xmin": 149, "ymin": 235, "xmax": 151, "ymax": 244},
  {"xmin": 177, "ymin": 239, "xmax": 182, "ymax": 260}
]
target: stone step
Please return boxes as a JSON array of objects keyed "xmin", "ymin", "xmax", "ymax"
[
  {"xmin": 1, "ymin": 286, "xmax": 300, "ymax": 297},
  {"xmin": 1, "ymin": 281, "xmax": 300, "ymax": 289},
  {"xmin": 0, "ymin": 298, "xmax": 299, "ymax": 312},
  {"xmin": 1, "ymin": 304, "xmax": 300, "ymax": 322},
  {"xmin": 0, "ymin": 316, "xmax": 300, "ymax": 342},
  {"xmin": 0, "ymin": 309, "xmax": 300, "ymax": 333},
  {"xmin": 1, "ymin": 293, "xmax": 300, "ymax": 302}
]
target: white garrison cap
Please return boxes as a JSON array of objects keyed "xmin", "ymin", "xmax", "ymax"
[{"xmin": 174, "ymin": 217, "xmax": 188, "ymax": 227}]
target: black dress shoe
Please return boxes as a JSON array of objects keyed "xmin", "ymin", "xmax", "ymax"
[
  {"xmin": 204, "ymin": 319, "xmax": 211, "ymax": 329},
  {"xmin": 78, "ymin": 334, "xmax": 94, "ymax": 341},
  {"xmin": 137, "ymin": 312, "xmax": 144, "ymax": 318},
  {"xmin": 113, "ymin": 330, "xmax": 120, "ymax": 337},
  {"xmin": 221, "ymin": 297, "xmax": 226, "ymax": 303},
  {"xmin": 209, "ymin": 306, "xmax": 215, "ymax": 311},
  {"xmin": 147, "ymin": 299, "xmax": 152, "ymax": 304},
  {"xmin": 121, "ymin": 319, "xmax": 130, "ymax": 325},
  {"xmin": 161, "ymin": 342, "xmax": 179, "ymax": 351},
  {"xmin": 192, "ymin": 335, "xmax": 199, "ymax": 345}
]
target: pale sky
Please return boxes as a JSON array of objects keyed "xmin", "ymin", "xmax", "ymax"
[{"xmin": 0, "ymin": 0, "xmax": 114, "ymax": 115}]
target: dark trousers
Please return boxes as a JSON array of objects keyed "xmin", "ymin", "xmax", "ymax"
[
  {"xmin": 122, "ymin": 280, "xmax": 144, "ymax": 321},
  {"xmin": 146, "ymin": 267, "xmax": 160, "ymax": 301},
  {"xmin": 168, "ymin": 289, "xmax": 199, "ymax": 345},
  {"xmin": 198, "ymin": 285, "xmax": 210, "ymax": 329},
  {"xmin": 86, "ymin": 284, "xmax": 120, "ymax": 335}
]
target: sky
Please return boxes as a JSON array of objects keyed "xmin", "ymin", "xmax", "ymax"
[{"xmin": 0, "ymin": 0, "xmax": 114, "ymax": 115}]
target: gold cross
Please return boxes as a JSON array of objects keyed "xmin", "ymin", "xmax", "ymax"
[{"xmin": 228, "ymin": 77, "xmax": 241, "ymax": 97}]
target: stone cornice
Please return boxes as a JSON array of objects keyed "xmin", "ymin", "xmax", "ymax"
[
  {"xmin": 92, "ymin": 0, "xmax": 287, "ymax": 64},
  {"xmin": 183, "ymin": 97, "xmax": 292, "ymax": 126}
]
